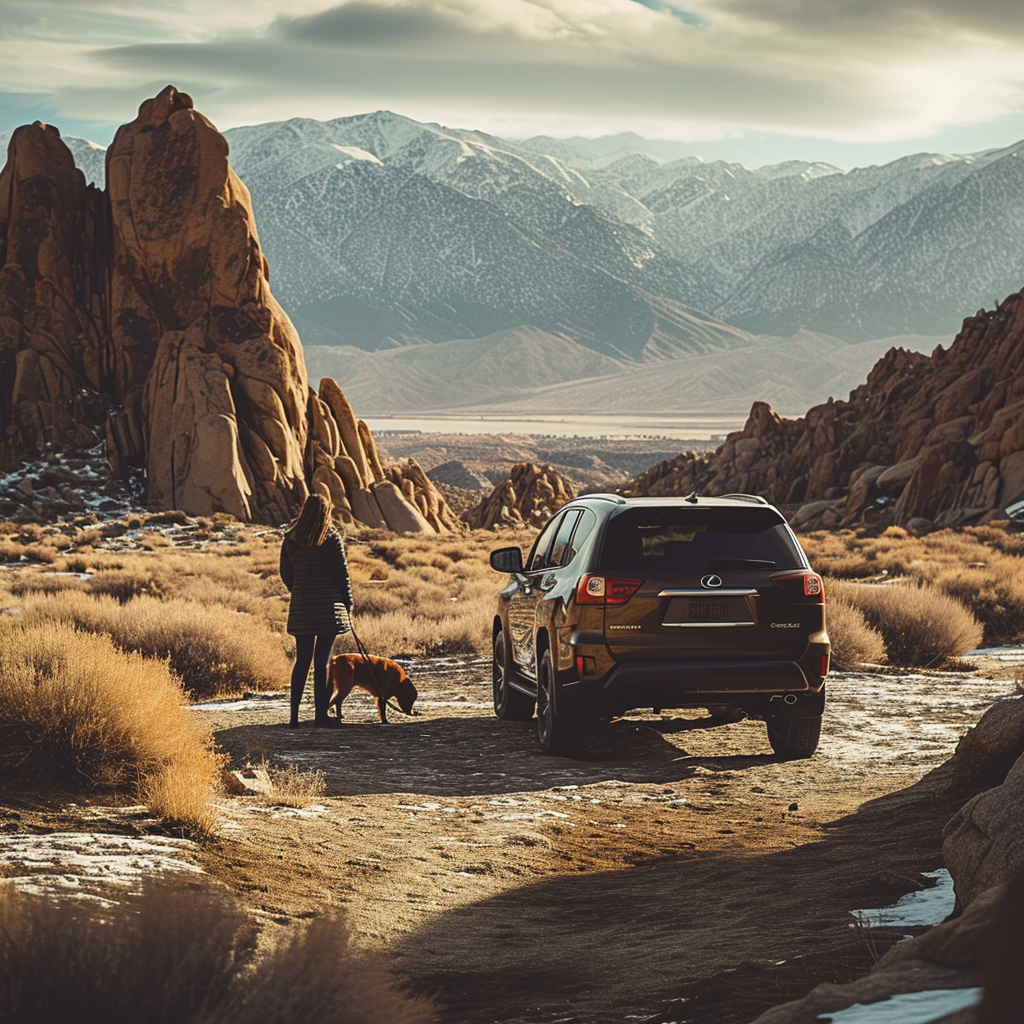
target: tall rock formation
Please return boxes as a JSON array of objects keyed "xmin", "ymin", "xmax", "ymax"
[
  {"xmin": 466, "ymin": 463, "xmax": 576, "ymax": 529},
  {"xmin": 0, "ymin": 87, "xmax": 454, "ymax": 532},
  {"xmin": 628, "ymin": 291, "xmax": 1024, "ymax": 529}
]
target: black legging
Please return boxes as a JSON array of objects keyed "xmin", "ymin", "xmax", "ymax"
[{"xmin": 290, "ymin": 633, "xmax": 338, "ymax": 722}]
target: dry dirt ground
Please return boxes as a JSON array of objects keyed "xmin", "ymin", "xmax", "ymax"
[
  {"xmin": 1, "ymin": 651, "xmax": 1019, "ymax": 1024},
  {"xmin": 183, "ymin": 651, "xmax": 1021, "ymax": 1024}
]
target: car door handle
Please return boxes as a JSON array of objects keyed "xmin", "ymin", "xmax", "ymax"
[{"xmin": 539, "ymin": 574, "xmax": 557, "ymax": 592}]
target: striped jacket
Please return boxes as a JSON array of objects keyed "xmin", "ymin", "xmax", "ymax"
[{"xmin": 279, "ymin": 528, "xmax": 354, "ymax": 636}]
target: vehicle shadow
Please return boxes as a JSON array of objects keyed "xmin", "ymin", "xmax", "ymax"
[
  {"xmin": 213, "ymin": 715, "xmax": 773, "ymax": 797},
  {"xmin": 386, "ymin": 760, "xmax": 966, "ymax": 1024}
]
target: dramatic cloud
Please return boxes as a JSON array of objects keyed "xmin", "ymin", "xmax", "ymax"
[{"xmin": 1, "ymin": 0, "xmax": 1023, "ymax": 159}]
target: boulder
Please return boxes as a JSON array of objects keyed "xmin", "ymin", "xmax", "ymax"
[
  {"xmin": 222, "ymin": 766, "xmax": 273, "ymax": 796},
  {"xmin": 371, "ymin": 480, "xmax": 434, "ymax": 534},
  {"xmin": 944, "ymin": 753, "xmax": 1024, "ymax": 909},
  {"xmin": 876, "ymin": 458, "xmax": 921, "ymax": 497}
]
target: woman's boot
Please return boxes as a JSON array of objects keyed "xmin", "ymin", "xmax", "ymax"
[
  {"xmin": 289, "ymin": 676, "xmax": 304, "ymax": 728},
  {"xmin": 313, "ymin": 678, "xmax": 340, "ymax": 728}
]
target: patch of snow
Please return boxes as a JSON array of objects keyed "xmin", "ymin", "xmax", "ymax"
[
  {"xmin": 234, "ymin": 804, "xmax": 327, "ymax": 819},
  {"xmin": 850, "ymin": 869, "xmax": 955, "ymax": 928},
  {"xmin": 965, "ymin": 642, "xmax": 1024, "ymax": 662},
  {"xmin": 0, "ymin": 831, "xmax": 201, "ymax": 904},
  {"xmin": 818, "ymin": 987, "xmax": 981, "ymax": 1023},
  {"xmin": 330, "ymin": 144, "xmax": 383, "ymax": 165}
]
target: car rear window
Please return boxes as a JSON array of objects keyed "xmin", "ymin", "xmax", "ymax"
[{"xmin": 597, "ymin": 507, "xmax": 805, "ymax": 575}]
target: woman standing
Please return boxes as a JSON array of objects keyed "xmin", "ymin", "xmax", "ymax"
[{"xmin": 280, "ymin": 493, "xmax": 354, "ymax": 728}]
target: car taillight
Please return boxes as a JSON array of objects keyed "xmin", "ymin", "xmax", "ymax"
[
  {"xmin": 771, "ymin": 571, "xmax": 824, "ymax": 603},
  {"xmin": 576, "ymin": 574, "xmax": 644, "ymax": 605}
]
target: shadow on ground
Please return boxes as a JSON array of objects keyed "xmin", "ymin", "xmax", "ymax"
[
  {"xmin": 384, "ymin": 763, "xmax": 965, "ymax": 1024},
  {"xmin": 214, "ymin": 715, "xmax": 773, "ymax": 797}
]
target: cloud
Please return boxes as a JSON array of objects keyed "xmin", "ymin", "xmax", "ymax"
[{"xmin": 1, "ymin": 0, "xmax": 1023, "ymax": 150}]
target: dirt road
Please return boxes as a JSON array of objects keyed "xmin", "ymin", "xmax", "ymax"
[{"xmin": 200, "ymin": 652, "xmax": 1020, "ymax": 1024}]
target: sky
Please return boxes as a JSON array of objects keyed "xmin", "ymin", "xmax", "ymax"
[{"xmin": 2, "ymin": 0, "xmax": 1024, "ymax": 168}]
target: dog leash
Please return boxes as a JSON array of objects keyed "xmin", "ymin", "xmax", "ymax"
[{"xmin": 348, "ymin": 619, "xmax": 410, "ymax": 718}]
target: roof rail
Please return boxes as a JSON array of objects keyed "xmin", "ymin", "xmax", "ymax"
[
  {"xmin": 719, "ymin": 493, "xmax": 769, "ymax": 505},
  {"xmin": 575, "ymin": 493, "xmax": 627, "ymax": 505}
]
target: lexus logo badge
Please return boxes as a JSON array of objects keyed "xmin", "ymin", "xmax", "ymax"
[{"xmin": 701, "ymin": 574, "xmax": 723, "ymax": 588}]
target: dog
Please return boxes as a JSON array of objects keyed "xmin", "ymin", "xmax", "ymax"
[{"xmin": 326, "ymin": 654, "xmax": 418, "ymax": 723}]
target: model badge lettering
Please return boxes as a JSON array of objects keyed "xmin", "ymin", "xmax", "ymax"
[
  {"xmin": 609, "ymin": 624, "xmax": 642, "ymax": 630},
  {"xmin": 771, "ymin": 622, "xmax": 801, "ymax": 629}
]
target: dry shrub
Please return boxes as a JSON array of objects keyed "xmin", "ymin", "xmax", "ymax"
[
  {"xmin": 802, "ymin": 525, "xmax": 1024, "ymax": 645},
  {"xmin": 0, "ymin": 622, "xmax": 219, "ymax": 830},
  {"xmin": 257, "ymin": 758, "xmax": 327, "ymax": 808},
  {"xmin": 929, "ymin": 562, "xmax": 1024, "ymax": 646},
  {"xmin": 16, "ymin": 590, "xmax": 289, "ymax": 698},
  {"xmin": 832, "ymin": 579, "xmax": 982, "ymax": 668},
  {"xmin": 0, "ymin": 882, "xmax": 433, "ymax": 1024},
  {"xmin": 225, "ymin": 907, "xmax": 433, "ymax": 1024},
  {"xmin": 825, "ymin": 581, "xmax": 886, "ymax": 668},
  {"xmin": 338, "ymin": 531, "xmax": 508, "ymax": 656}
]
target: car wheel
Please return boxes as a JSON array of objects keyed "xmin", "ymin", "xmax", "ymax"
[
  {"xmin": 766, "ymin": 715, "xmax": 821, "ymax": 759},
  {"xmin": 493, "ymin": 629, "xmax": 534, "ymax": 721},
  {"xmin": 536, "ymin": 650, "xmax": 584, "ymax": 756}
]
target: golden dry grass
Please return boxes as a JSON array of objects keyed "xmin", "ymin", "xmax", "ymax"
[
  {"xmin": 0, "ymin": 881, "xmax": 433, "ymax": 1024},
  {"xmin": 803, "ymin": 525, "xmax": 1024, "ymax": 646},
  {"xmin": 0, "ymin": 622, "xmax": 220, "ymax": 830},
  {"xmin": 342, "ymin": 530, "xmax": 517, "ymax": 656},
  {"xmin": 826, "ymin": 577, "xmax": 983, "ymax": 668},
  {"xmin": 823, "ymin": 588, "xmax": 886, "ymax": 669},
  {"xmin": 257, "ymin": 758, "xmax": 327, "ymax": 808},
  {"xmin": 14, "ymin": 590, "xmax": 289, "ymax": 699}
]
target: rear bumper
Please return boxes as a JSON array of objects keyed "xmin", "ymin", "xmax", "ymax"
[{"xmin": 562, "ymin": 637, "xmax": 828, "ymax": 719}]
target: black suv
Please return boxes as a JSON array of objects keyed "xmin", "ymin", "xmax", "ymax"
[{"xmin": 489, "ymin": 494, "xmax": 829, "ymax": 758}]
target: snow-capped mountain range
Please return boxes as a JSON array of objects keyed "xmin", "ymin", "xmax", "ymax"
[{"xmin": 6, "ymin": 113, "xmax": 1022, "ymax": 415}]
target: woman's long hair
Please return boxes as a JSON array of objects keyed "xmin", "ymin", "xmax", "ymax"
[{"xmin": 287, "ymin": 493, "xmax": 333, "ymax": 546}]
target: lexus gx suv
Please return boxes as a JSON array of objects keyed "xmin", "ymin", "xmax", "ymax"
[{"xmin": 489, "ymin": 494, "xmax": 829, "ymax": 758}]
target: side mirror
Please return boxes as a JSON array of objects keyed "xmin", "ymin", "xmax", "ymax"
[{"xmin": 490, "ymin": 546, "xmax": 524, "ymax": 574}]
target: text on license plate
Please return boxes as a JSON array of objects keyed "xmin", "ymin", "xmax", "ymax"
[{"xmin": 688, "ymin": 601, "xmax": 729, "ymax": 620}]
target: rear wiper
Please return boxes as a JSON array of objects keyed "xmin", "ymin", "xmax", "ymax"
[{"xmin": 703, "ymin": 558, "xmax": 777, "ymax": 569}]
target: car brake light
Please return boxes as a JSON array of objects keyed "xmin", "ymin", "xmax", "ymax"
[
  {"xmin": 771, "ymin": 571, "xmax": 824, "ymax": 603},
  {"xmin": 821, "ymin": 654, "xmax": 830, "ymax": 678},
  {"xmin": 576, "ymin": 574, "xmax": 643, "ymax": 605}
]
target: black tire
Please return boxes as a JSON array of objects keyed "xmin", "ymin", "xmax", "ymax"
[
  {"xmin": 493, "ymin": 629, "xmax": 534, "ymax": 721},
  {"xmin": 766, "ymin": 715, "xmax": 822, "ymax": 759},
  {"xmin": 536, "ymin": 650, "xmax": 584, "ymax": 756}
]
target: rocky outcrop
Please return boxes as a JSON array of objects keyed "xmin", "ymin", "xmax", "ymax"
[
  {"xmin": 943, "ymin": 697, "xmax": 1024, "ymax": 909},
  {"xmin": 749, "ymin": 697, "xmax": 1024, "ymax": 1024},
  {"xmin": 627, "ymin": 292, "xmax": 1024, "ymax": 529},
  {"xmin": 0, "ymin": 87, "xmax": 453, "ymax": 532},
  {"xmin": 305, "ymin": 378, "xmax": 459, "ymax": 533},
  {"xmin": 0, "ymin": 121, "xmax": 110, "ymax": 457},
  {"xmin": 465, "ymin": 462, "xmax": 576, "ymax": 529}
]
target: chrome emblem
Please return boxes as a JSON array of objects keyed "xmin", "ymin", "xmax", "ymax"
[{"xmin": 700, "ymin": 574, "xmax": 723, "ymax": 588}]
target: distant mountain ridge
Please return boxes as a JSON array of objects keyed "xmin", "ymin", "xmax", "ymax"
[{"xmin": 20, "ymin": 113, "xmax": 1024, "ymax": 414}]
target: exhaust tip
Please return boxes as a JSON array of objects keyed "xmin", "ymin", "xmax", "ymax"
[{"xmin": 783, "ymin": 693, "xmax": 798, "ymax": 705}]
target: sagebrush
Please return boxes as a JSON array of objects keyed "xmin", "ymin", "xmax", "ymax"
[
  {"xmin": 0, "ymin": 622, "xmax": 220, "ymax": 830},
  {"xmin": 0, "ymin": 881, "xmax": 433, "ymax": 1024}
]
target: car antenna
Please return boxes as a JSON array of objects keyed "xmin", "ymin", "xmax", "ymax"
[{"xmin": 684, "ymin": 491, "xmax": 699, "ymax": 504}]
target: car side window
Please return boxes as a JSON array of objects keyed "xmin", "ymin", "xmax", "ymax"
[
  {"xmin": 564, "ymin": 509, "xmax": 596, "ymax": 564},
  {"xmin": 527, "ymin": 514, "xmax": 564, "ymax": 572},
  {"xmin": 548, "ymin": 511, "xmax": 581, "ymax": 568}
]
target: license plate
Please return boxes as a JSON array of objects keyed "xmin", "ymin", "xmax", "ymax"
[{"xmin": 687, "ymin": 601, "xmax": 728, "ymax": 620}]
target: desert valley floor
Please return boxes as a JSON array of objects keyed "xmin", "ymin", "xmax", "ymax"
[{"xmin": 3, "ymin": 648, "xmax": 1020, "ymax": 1024}]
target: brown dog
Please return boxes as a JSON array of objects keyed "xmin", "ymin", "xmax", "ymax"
[{"xmin": 326, "ymin": 654, "xmax": 418, "ymax": 723}]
